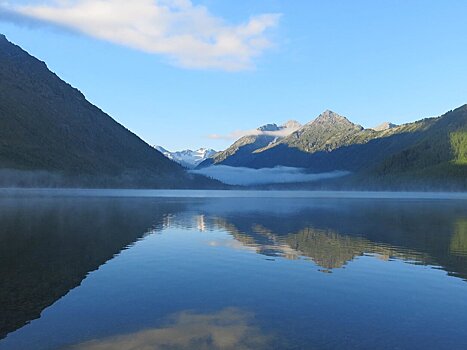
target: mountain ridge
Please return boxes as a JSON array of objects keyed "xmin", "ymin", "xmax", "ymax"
[
  {"xmin": 200, "ymin": 119, "xmax": 301, "ymax": 167},
  {"xmin": 155, "ymin": 146, "xmax": 216, "ymax": 169},
  {"xmin": 198, "ymin": 106, "xmax": 466, "ymax": 189},
  {"xmin": 0, "ymin": 34, "xmax": 221, "ymax": 188},
  {"xmin": 1, "ymin": 34, "xmax": 465, "ymax": 189}
]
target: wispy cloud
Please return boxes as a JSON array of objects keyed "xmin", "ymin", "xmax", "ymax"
[
  {"xmin": 191, "ymin": 166, "xmax": 350, "ymax": 186},
  {"xmin": 208, "ymin": 128, "xmax": 290, "ymax": 141},
  {"xmin": 208, "ymin": 123, "xmax": 300, "ymax": 140},
  {"xmin": 1, "ymin": 0, "xmax": 280, "ymax": 71}
]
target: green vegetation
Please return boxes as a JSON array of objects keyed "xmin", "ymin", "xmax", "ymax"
[
  {"xmin": 451, "ymin": 131, "xmax": 467, "ymax": 164},
  {"xmin": 369, "ymin": 106, "xmax": 467, "ymax": 188},
  {"xmin": 1, "ymin": 33, "xmax": 465, "ymax": 189},
  {"xmin": 0, "ymin": 35, "xmax": 221, "ymax": 188},
  {"xmin": 206, "ymin": 107, "xmax": 467, "ymax": 189}
]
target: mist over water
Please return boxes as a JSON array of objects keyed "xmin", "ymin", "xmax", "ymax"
[{"xmin": 190, "ymin": 166, "xmax": 350, "ymax": 185}]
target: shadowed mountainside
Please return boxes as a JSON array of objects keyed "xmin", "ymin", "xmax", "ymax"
[
  {"xmin": 200, "ymin": 121, "xmax": 301, "ymax": 168},
  {"xmin": 0, "ymin": 35, "xmax": 221, "ymax": 188}
]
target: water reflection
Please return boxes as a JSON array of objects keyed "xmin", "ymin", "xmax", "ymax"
[
  {"xmin": 0, "ymin": 196, "xmax": 186, "ymax": 339},
  {"xmin": 172, "ymin": 198, "xmax": 467, "ymax": 278},
  {"xmin": 209, "ymin": 219, "xmax": 428, "ymax": 270},
  {"xmin": 67, "ymin": 308, "xmax": 271, "ymax": 350},
  {"xmin": 1, "ymin": 193, "xmax": 467, "ymax": 346},
  {"xmin": 450, "ymin": 219, "xmax": 467, "ymax": 257}
]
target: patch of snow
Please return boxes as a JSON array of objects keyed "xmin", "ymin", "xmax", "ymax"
[{"xmin": 155, "ymin": 146, "xmax": 216, "ymax": 168}]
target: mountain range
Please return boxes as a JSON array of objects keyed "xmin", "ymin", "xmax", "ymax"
[
  {"xmin": 198, "ymin": 108, "xmax": 466, "ymax": 189},
  {"xmin": 1, "ymin": 34, "xmax": 465, "ymax": 190},
  {"xmin": 0, "ymin": 34, "xmax": 221, "ymax": 188},
  {"xmin": 201, "ymin": 120, "xmax": 301, "ymax": 167},
  {"xmin": 155, "ymin": 146, "xmax": 216, "ymax": 169}
]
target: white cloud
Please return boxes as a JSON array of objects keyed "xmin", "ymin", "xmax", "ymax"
[
  {"xmin": 208, "ymin": 123, "xmax": 301, "ymax": 140},
  {"xmin": 191, "ymin": 166, "xmax": 350, "ymax": 186},
  {"xmin": 2, "ymin": 0, "xmax": 280, "ymax": 71},
  {"xmin": 208, "ymin": 128, "xmax": 290, "ymax": 141}
]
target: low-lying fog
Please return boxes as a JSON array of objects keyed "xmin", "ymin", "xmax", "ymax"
[{"xmin": 190, "ymin": 165, "xmax": 350, "ymax": 186}]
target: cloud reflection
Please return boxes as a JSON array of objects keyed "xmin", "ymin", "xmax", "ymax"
[{"xmin": 68, "ymin": 308, "xmax": 271, "ymax": 350}]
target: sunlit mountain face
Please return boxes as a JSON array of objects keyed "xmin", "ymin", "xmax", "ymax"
[{"xmin": 1, "ymin": 192, "xmax": 466, "ymax": 349}]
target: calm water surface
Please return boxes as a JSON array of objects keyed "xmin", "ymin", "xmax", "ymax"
[{"xmin": 0, "ymin": 190, "xmax": 466, "ymax": 349}]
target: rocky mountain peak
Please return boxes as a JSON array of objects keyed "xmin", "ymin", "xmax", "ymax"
[
  {"xmin": 373, "ymin": 122, "xmax": 397, "ymax": 131},
  {"xmin": 257, "ymin": 123, "xmax": 280, "ymax": 132},
  {"xmin": 309, "ymin": 110, "xmax": 363, "ymax": 131},
  {"xmin": 281, "ymin": 120, "xmax": 302, "ymax": 130},
  {"xmin": 315, "ymin": 110, "xmax": 351, "ymax": 124},
  {"xmin": 156, "ymin": 146, "xmax": 217, "ymax": 169}
]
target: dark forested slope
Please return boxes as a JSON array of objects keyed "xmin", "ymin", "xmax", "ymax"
[{"xmin": 0, "ymin": 35, "xmax": 218, "ymax": 188}]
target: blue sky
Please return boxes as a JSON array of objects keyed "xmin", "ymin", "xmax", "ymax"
[{"xmin": 1, "ymin": 0, "xmax": 466, "ymax": 150}]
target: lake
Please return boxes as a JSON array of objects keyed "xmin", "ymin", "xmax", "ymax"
[{"xmin": 0, "ymin": 190, "xmax": 466, "ymax": 349}]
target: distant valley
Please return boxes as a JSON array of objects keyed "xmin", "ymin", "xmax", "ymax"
[{"xmin": 155, "ymin": 147, "xmax": 216, "ymax": 169}]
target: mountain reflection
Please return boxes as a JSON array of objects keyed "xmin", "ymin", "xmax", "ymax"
[
  {"xmin": 0, "ymin": 196, "xmax": 186, "ymax": 340},
  {"xmin": 170, "ymin": 198, "xmax": 467, "ymax": 277},
  {"xmin": 450, "ymin": 219, "xmax": 467, "ymax": 257},
  {"xmin": 1, "ymin": 194, "xmax": 466, "ymax": 343},
  {"xmin": 211, "ymin": 220, "xmax": 426, "ymax": 270},
  {"xmin": 67, "ymin": 308, "xmax": 271, "ymax": 350}
]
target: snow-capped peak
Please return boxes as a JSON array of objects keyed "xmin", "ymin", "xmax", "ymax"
[{"xmin": 155, "ymin": 146, "xmax": 216, "ymax": 169}]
